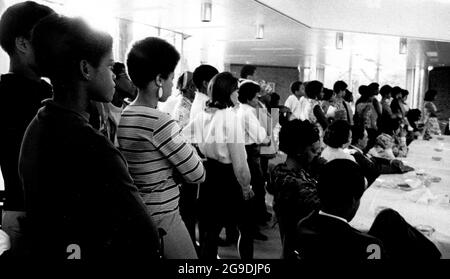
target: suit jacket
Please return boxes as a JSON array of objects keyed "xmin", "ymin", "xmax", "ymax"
[
  {"xmin": 348, "ymin": 145, "xmax": 380, "ymax": 186},
  {"xmin": 349, "ymin": 145, "xmax": 413, "ymax": 177},
  {"xmin": 294, "ymin": 212, "xmax": 385, "ymax": 260}
]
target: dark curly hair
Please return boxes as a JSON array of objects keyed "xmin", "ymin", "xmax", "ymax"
[
  {"xmin": 279, "ymin": 119, "xmax": 320, "ymax": 155},
  {"xmin": 323, "ymin": 120, "xmax": 351, "ymax": 148},
  {"xmin": 127, "ymin": 37, "xmax": 180, "ymax": 89}
]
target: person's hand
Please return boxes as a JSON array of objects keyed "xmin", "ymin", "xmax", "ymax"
[{"xmin": 242, "ymin": 185, "xmax": 255, "ymax": 200}]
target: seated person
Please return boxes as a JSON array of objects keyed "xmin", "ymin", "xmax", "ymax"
[
  {"xmin": 321, "ymin": 120, "xmax": 356, "ymax": 163},
  {"xmin": 268, "ymin": 119, "xmax": 324, "ymax": 258},
  {"xmin": 348, "ymin": 125, "xmax": 414, "ymax": 182},
  {"xmin": 295, "ymin": 160, "xmax": 441, "ymax": 259},
  {"xmin": 295, "ymin": 160, "xmax": 385, "ymax": 259},
  {"xmin": 369, "ymin": 117, "xmax": 407, "ymax": 159},
  {"xmin": 348, "ymin": 125, "xmax": 381, "ymax": 186},
  {"xmin": 406, "ymin": 108, "xmax": 422, "ymax": 144}
]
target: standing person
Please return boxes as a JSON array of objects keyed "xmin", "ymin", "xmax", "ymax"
[
  {"xmin": 19, "ymin": 15, "xmax": 160, "ymax": 260},
  {"xmin": 303, "ymin": 80, "xmax": 328, "ymax": 138},
  {"xmin": 321, "ymin": 88, "xmax": 336, "ymax": 120},
  {"xmin": 0, "ymin": 1, "xmax": 55, "ymax": 258},
  {"xmin": 102, "ymin": 62, "xmax": 137, "ymax": 146},
  {"xmin": 119, "ymin": 37, "xmax": 205, "ymax": 259},
  {"xmin": 422, "ymin": 89, "xmax": 441, "ymax": 136},
  {"xmin": 284, "ymin": 81, "xmax": 304, "ymax": 120},
  {"xmin": 189, "ymin": 64, "xmax": 219, "ymax": 122},
  {"xmin": 237, "ymin": 80, "xmax": 271, "ymax": 239},
  {"xmin": 333, "ymin": 81, "xmax": 353, "ymax": 125},
  {"xmin": 172, "ymin": 71, "xmax": 199, "ymax": 248},
  {"xmin": 390, "ymin": 86, "xmax": 405, "ymax": 119},
  {"xmin": 378, "ymin": 84, "xmax": 393, "ymax": 132},
  {"xmin": 368, "ymin": 82, "xmax": 382, "ymax": 120},
  {"xmin": 183, "ymin": 72, "xmax": 255, "ymax": 259},
  {"xmin": 400, "ymin": 89, "xmax": 410, "ymax": 115},
  {"xmin": 239, "ymin": 64, "xmax": 257, "ymax": 83},
  {"xmin": 173, "ymin": 71, "xmax": 196, "ymax": 129},
  {"xmin": 354, "ymin": 85, "xmax": 378, "ymax": 152}
]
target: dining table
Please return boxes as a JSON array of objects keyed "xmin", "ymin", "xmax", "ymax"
[{"xmin": 350, "ymin": 135, "xmax": 450, "ymax": 259}]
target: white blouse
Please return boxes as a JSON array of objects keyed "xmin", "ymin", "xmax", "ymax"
[
  {"xmin": 236, "ymin": 103, "xmax": 267, "ymax": 145},
  {"xmin": 183, "ymin": 107, "xmax": 247, "ymax": 164}
]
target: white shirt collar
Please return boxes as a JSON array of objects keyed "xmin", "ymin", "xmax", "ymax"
[
  {"xmin": 350, "ymin": 145, "xmax": 363, "ymax": 154},
  {"xmin": 319, "ymin": 210, "xmax": 348, "ymax": 224}
]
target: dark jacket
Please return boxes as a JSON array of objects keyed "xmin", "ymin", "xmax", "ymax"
[
  {"xmin": 349, "ymin": 145, "xmax": 413, "ymax": 176},
  {"xmin": 295, "ymin": 212, "xmax": 386, "ymax": 260},
  {"xmin": 348, "ymin": 145, "xmax": 381, "ymax": 186},
  {"xmin": 19, "ymin": 100, "xmax": 160, "ymax": 260},
  {"xmin": 0, "ymin": 73, "xmax": 52, "ymax": 210}
]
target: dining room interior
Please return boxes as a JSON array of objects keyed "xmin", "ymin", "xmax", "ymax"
[{"xmin": 0, "ymin": 0, "xmax": 450, "ymax": 261}]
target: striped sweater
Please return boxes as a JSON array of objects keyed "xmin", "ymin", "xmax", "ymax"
[{"xmin": 118, "ymin": 105, "xmax": 205, "ymax": 217}]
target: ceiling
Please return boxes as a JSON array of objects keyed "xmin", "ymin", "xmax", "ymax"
[{"xmin": 5, "ymin": 0, "xmax": 450, "ymax": 70}]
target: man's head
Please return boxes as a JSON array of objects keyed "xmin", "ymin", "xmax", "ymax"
[
  {"xmin": 318, "ymin": 159, "xmax": 366, "ymax": 221},
  {"xmin": 379, "ymin": 85, "xmax": 392, "ymax": 99},
  {"xmin": 391, "ymin": 86, "xmax": 403, "ymax": 100},
  {"xmin": 279, "ymin": 119, "xmax": 321, "ymax": 166},
  {"xmin": 323, "ymin": 120, "xmax": 352, "ymax": 149},
  {"xmin": 368, "ymin": 82, "xmax": 380, "ymax": 96},
  {"xmin": 351, "ymin": 125, "xmax": 368, "ymax": 150},
  {"xmin": 112, "ymin": 62, "xmax": 137, "ymax": 100},
  {"xmin": 344, "ymin": 89, "xmax": 353, "ymax": 103},
  {"xmin": 290, "ymin": 81, "xmax": 304, "ymax": 97},
  {"xmin": 176, "ymin": 71, "xmax": 196, "ymax": 100},
  {"xmin": 193, "ymin": 64, "xmax": 218, "ymax": 94},
  {"xmin": 240, "ymin": 64, "xmax": 257, "ymax": 80},
  {"xmin": 333, "ymin": 80, "xmax": 348, "ymax": 97},
  {"xmin": 305, "ymin": 80, "xmax": 324, "ymax": 100},
  {"xmin": 0, "ymin": 1, "xmax": 54, "ymax": 71},
  {"xmin": 32, "ymin": 14, "xmax": 115, "ymax": 102}
]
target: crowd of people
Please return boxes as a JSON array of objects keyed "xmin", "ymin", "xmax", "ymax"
[{"xmin": 0, "ymin": 1, "xmax": 445, "ymax": 260}]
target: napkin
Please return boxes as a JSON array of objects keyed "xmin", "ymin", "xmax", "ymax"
[{"xmin": 405, "ymin": 188, "xmax": 439, "ymax": 204}]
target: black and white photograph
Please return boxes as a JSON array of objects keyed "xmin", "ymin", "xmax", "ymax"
[{"xmin": 0, "ymin": 0, "xmax": 449, "ymax": 271}]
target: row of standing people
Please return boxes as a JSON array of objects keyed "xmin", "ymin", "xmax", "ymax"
[{"xmin": 0, "ymin": 1, "xmax": 276, "ymax": 260}]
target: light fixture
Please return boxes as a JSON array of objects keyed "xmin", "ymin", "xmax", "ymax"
[
  {"xmin": 201, "ymin": 0, "xmax": 212, "ymax": 22},
  {"xmin": 336, "ymin": 32, "xmax": 343, "ymax": 49},
  {"xmin": 428, "ymin": 66, "xmax": 434, "ymax": 71},
  {"xmin": 399, "ymin": 38, "xmax": 407, "ymax": 54},
  {"xmin": 256, "ymin": 24, "xmax": 264, "ymax": 39}
]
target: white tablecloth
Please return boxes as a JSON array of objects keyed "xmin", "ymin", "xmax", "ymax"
[{"xmin": 351, "ymin": 135, "xmax": 450, "ymax": 258}]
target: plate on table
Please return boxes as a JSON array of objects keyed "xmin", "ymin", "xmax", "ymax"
[
  {"xmin": 397, "ymin": 178, "xmax": 422, "ymax": 191},
  {"xmin": 397, "ymin": 183, "xmax": 414, "ymax": 191},
  {"xmin": 436, "ymin": 136, "xmax": 445, "ymax": 141},
  {"xmin": 431, "ymin": 156, "xmax": 442, "ymax": 161},
  {"xmin": 430, "ymin": 176, "xmax": 442, "ymax": 183}
]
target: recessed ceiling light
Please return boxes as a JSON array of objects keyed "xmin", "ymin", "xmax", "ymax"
[
  {"xmin": 250, "ymin": 47, "xmax": 295, "ymax": 51},
  {"xmin": 256, "ymin": 24, "xmax": 264, "ymax": 39},
  {"xmin": 399, "ymin": 38, "xmax": 407, "ymax": 54},
  {"xmin": 336, "ymin": 32, "xmax": 343, "ymax": 49},
  {"xmin": 201, "ymin": 0, "xmax": 212, "ymax": 22}
]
